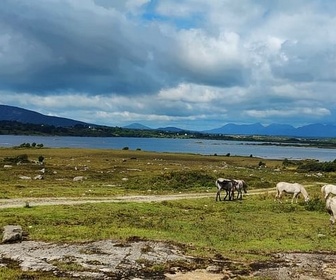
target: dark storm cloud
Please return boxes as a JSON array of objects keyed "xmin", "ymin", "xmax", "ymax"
[
  {"xmin": 0, "ymin": 1, "xmax": 168, "ymax": 94},
  {"xmin": 0, "ymin": 0, "xmax": 249, "ymax": 95}
]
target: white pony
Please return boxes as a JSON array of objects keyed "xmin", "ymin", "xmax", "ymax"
[
  {"xmin": 321, "ymin": 184, "xmax": 336, "ymax": 200},
  {"xmin": 275, "ymin": 182, "xmax": 309, "ymax": 203},
  {"xmin": 233, "ymin": 179, "xmax": 248, "ymax": 200},
  {"xmin": 326, "ymin": 196, "xmax": 336, "ymax": 225}
]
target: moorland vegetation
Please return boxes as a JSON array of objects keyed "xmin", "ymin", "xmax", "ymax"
[{"xmin": 0, "ymin": 146, "xmax": 335, "ymax": 278}]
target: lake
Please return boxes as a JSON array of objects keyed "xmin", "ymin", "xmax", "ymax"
[{"xmin": 0, "ymin": 135, "xmax": 335, "ymax": 162}]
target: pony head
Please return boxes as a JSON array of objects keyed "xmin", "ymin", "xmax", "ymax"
[{"xmin": 240, "ymin": 180, "xmax": 248, "ymax": 193}]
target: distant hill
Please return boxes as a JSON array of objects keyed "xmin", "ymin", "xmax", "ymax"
[
  {"xmin": 204, "ymin": 123, "xmax": 336, "ymax": 137},
  {"xmin": 206, "ymin": 123, "xmax": 265, "ymax": 135},
  {"xmin": 156, "ymin": 126, "xmax": 186, "ymax": 132},
  {"xmin": 123, "ymin": 123, "xmax": 152, "ymax": 130},
  {"xmin": 0, "ymin": 105, "xmax": 89, "ymax": 127},
  {"xmin": 203, "ymin": 123, "xmax": 296, "ymax": 136},
  {"xmin": 2, "ymin": 104, "xmax": 336, "ymax": 138}
]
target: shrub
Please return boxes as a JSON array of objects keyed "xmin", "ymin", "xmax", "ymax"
[
  {"xmin": 304, "ymin": 197, "xmax": 326, "ymax": 212},
  {"xmin": 282, "ymin": 158, "xmax": 298, "ymax": 167},
  {"xmin": 19, "ymin": 142, "xmax": 31, "ymax": 148},
  {"xmin": 298, "ymin": 160, "xmax": 336, "ymax": 172},
  {"xmin": 4, "ymin": 154, "xmax": 30, "ymax": 164}
]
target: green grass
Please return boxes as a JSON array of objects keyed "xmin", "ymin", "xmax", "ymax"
[
  {"xmin": 0, "ymin": 147, "xmax": 335, "ymax": 266},
  {"xmin": 0, "ymin": 196, "xmax": 334, "ymax": 261}
]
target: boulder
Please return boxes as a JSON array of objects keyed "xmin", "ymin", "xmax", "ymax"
[
  {"xmin": 19, "ymin": 176, "xmax": 31, "ymax": 180},
  {"xmin": 73, "ymin": 176, "xmax": 85, "ymax": 182},
  {"xmin": 2, "ymin": 225, "xmax": 23, "ymax": 243},
  {"xmin": 34, "ymin": 174, "xmax": 44, "ymax": 180}
]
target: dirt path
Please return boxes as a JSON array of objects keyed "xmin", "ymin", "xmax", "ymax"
[{"xmin": 0, "ymin": 188, "xmax": 274, "ymax": 209}]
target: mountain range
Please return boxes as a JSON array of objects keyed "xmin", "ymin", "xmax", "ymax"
[
  {"xmin": 0, "ymin": 104, "xmax": 89, "ymax": 127},
  {"xmin": 203, "ymin": 123, "xmax": 336, "ymax": 138},
  {"xmin": 1, "ymin": 104, "xmax": 336, "ymax": 138}
]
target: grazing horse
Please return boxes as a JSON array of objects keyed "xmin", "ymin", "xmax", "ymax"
[
  {"xmin": 321, "ymin": 184, "xmax": 336, "ymax": 200},
  {"xmin": 275, "ymin": 182, "xmax": 309, "ymax": 203},
  {"xmin": 215, "ymin": 178, "xmax": 236, "ymax": 201},
  {"xmin": 326, "ymin": 196, "xmax": 336, "ymax": 225},
  {"xmin": 233, "ymin": 179, "xmax": 248, "ymax": 200}
]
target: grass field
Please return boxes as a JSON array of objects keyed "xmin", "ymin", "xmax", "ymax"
[{"xmin": 0, "ymin": 147, "xmax": 335, "ymax": 270}]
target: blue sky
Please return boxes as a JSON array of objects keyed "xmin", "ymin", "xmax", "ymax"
[{"xmin": 0, "ymin": 0, "xmax": 336, "ymax": 130}]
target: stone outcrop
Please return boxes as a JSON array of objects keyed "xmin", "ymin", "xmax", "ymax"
[{"xmin": 2, "ymin": 225, "xmax": 23, "ymax": 243}]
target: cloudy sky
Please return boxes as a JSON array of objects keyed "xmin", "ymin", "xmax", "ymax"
[{"xmin": 0, "ymin": 0, "xmax": 336, "ymax": 130}]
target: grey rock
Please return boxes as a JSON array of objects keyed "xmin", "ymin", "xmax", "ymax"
[{"xmin": 2, "ymin": 225, "xmax": 23, "ymax": 243}]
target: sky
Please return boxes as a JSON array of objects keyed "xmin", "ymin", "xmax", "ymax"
[{"xmin": 0, "ymin": 0, "xmax": 336, "ymax": 131}]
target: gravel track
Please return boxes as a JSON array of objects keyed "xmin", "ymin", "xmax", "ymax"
[{"xmin": 0, "ymin": 188, "xmax": 274, "ymax": 209}]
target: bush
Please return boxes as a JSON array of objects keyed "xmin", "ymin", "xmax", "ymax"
[
  {"xmin": 282, "ymin": 158, "xmax": 298, "ymax": 167},
  {"xmin": 4, "ymin": 154, "xmax": 29, "ymax": 164},
  {"xmin": 19, "ymin": 143, "xmax": 30, "ymax": 148},
  {"xmin": 298, "ymin": 160, "xmax": 336, "ymax": 172},
  {"xmin": 304, "ymin": 197, "xmax": 326, "ymax": 212}
]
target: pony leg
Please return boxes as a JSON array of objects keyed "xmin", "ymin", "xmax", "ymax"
[
  {"xmin": 216, "ymin": 191, "xmax": 221, "ymax": 201},
  {"xmin": 275, "ymin": 189, "xmax": 280, "ymax": 202},
  {"xmin": 229, "ymin": 190, "xmax": 233, "ymax": 201},
  {"xmin": 295, "ymin": 193, "xmax": 300, "ymax": 203},
  {"xmin": 275, "ymin": 191, "xmax": 282, "ymax": 203},
  {"xmin": 224, "ymin": 190, "xmax": 228, "ymax": 201}
]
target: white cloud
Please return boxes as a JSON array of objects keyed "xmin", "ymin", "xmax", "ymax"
[
  {"xmin": 246, "ymin": 107, "xmax": 330, "ymax": 119},
  {"xmin": 1, "ymin": 0, "xmax": 336, "ymax": 130},
  {"xmin": 177, "ymin": 29, "xmax": 243, "ymax": 69}
]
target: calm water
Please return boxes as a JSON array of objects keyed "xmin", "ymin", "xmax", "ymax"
[{"xmin": 0, "ymin": 135, "xmax": 335, "ymax": 162}]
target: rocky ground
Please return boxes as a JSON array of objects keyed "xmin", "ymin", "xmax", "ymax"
[
  {"xmin": 1, "ymin": 193, "xmax": 336, "ymax": 279},
  {"xmin": 1, "ymin": 238, "xmax": 336, "ymax": 279}
]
